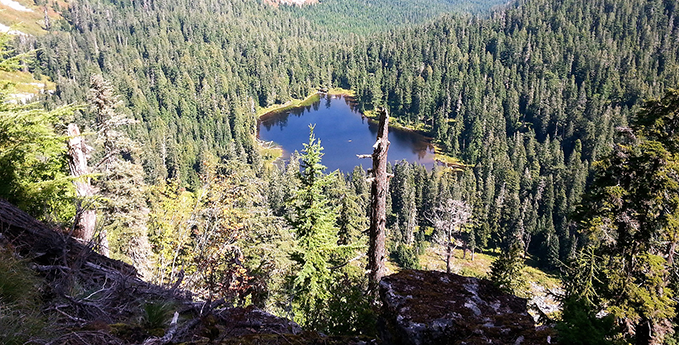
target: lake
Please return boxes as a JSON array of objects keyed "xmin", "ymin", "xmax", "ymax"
[{"xmin": 257, "ymin": 94, "xmax": 436, "ymax": 172}]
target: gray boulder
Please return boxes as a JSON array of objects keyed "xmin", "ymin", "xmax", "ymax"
[{"xmin": 379, "ymin": 270, "xmax": 553, "ymax": 345}]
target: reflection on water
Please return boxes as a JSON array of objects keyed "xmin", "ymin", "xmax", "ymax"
[{"xmin": 258, "ymin": 95, "xmax": 436, "ymax": 172}]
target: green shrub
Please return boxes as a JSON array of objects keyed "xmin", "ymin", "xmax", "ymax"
[
  {"xmin": 392, "ymin": 243, "xmax": 420, "ymax": 269},
  {"xmin": 305, "ymin": 268, "xmax": 377, "ymax": 336},
  {"xmin": 142, "ymin": 301, "xmax": 175, "ymax": 330}
]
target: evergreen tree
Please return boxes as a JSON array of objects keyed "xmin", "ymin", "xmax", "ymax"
[
  {"xmin": 89, "ymin": 75, "xmax": 152, "ymax": 276},
  {"xmin": 489, "ymin": 241, "xmax": 527, "ymax": 296},
  {"xmin": 286, "ymin": 126, "xmax": 349, "ymax": 326},
  {"xmin": 564, "ymin": 89, "xmax": 679, "ymax": 345},
  {"xmin": 0, "ymin": 34, "xmax": 75, "ymax": 225},
  {"xmin": 337, "ymin": 182, "xmax": 367, "ymax": 246},
  {"xmin": 391, "ymin": 162, "xmax": 417, "ymax": 244}
]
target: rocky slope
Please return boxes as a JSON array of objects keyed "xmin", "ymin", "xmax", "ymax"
[
  {"xmin": 0, "ymin": 199, "xmax": 554, "ymax": 344},
  {"xmin": 0, "ymin": 199, "xmax": 327, "ymax": 344}
]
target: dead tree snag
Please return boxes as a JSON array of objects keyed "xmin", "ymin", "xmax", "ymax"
[
  {"xmin": 67, "ymin": 123, "xmax": 96, "ymax": 243},
  {"xmin": 363, "ymin": 108, "xmax": 390, "ymax": 295}
]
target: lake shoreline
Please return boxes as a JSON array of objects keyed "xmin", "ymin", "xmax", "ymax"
[
  {"xmin": 257, "ymin": 92, "xmax": 322, "ymax": 121},
  {"xmin": 257, "ymin": 91, "xmax": 466, "ymax": 171},
  {"xmin": 257, "ymin": 88, "xmax": 356, "ymax": 121},
  {"xmin": 361, "ymin": 109, "xmax": 433, "ymax": 139}
]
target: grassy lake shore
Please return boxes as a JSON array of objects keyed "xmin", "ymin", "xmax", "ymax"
[
  {"xmin": 256, "ymin": 88, "xmax": 466, "ymax": 171},
  {"xmin": 256, "ymin": 88, "xmax": 356, "ymax": 119},
  {"xmin": 257, "ymin": 92, "xmax": 322, "ymax": 119},
  {"xmin": 362, "ymin": 109, "xmax": 467, "ymax": 170}
]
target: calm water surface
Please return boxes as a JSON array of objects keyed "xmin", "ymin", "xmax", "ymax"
[{"xmin": 258, "ymin": 95, "xmax": 436, "ymax": 172}]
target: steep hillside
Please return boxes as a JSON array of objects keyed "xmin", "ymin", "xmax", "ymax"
[
  {"xmin": 5, "ymin": 0, "xmax": 679, "ymax": 341},
  {"xmin": 0, "ymin": 198, "xmax": 551, "ymax": 344},
  {"xmin": 264, "ymin": 0, "xmax": 318, "ymax": 6},
  {"xmin": 0, "ymin": 199, "xmax": 360, "ymax": 344},
  {"xmin": 0, "ymin": 0, "xmax": 62, "ymax": 103},
  {"xmin": 282, "ymin": 0, "xmax": 510, "ymax": 34},
  {"xmin": 0, "ymin": 0, "xmax": 65, "ymax": 36}
]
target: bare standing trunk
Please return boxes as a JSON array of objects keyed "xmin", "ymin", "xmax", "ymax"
[
  {"xmin": 426, "ymin": 199, "xmax": 471, "ymax": 273},
  {"xmin": 366, "ymin": 108, "xmax": 390, "ymax": 295},
  {"xmin": 67, "ymin": 124, "xmax": 96, "ymax": 243},
  {"xmin": 446, "ymin": 243, "xmax": 452, "ymax": 274},
  {"xmin": 43, "ymin": 7, "xmax": 50, "ymax": 30}
]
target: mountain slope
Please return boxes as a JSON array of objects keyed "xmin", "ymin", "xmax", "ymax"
[{"xmin": 280, "ymin": 0, "xmax": 510, "ymax": 34}]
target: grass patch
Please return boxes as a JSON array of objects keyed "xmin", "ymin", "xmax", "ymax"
[
  {"xmin": 0, "ymin": 248, "xmax": 46, "ymax": 345},
  {"xmin": 259, "ymin": 142, "xmax": 283, "ymax": 168},
  {"xmin": 363, "ymin": 109, "xmax": 429, "ymax": 134},
  {"xmin": 431, "ymin": 145, "xmax": 467, "ymax": 171},
  {"xmin": 0, "ymin": 250, "xmax": 40, "ymax": 307},
  {"xmin": 326, "ymin": 87, "xmax": 355, "ymax": 97},
  {"xmin": 0, "ymin": 0, "xmax": 65, "ymax": 36},
  {"xmin": 418, "ymin": 245, "xmax": 494, "ymax": 278},
  {"xmin": 0, "ymin": 71, "xmax": 55, "ymax": 94},
  {"xmin": 416, "ymin": 244, "xmax": 561, "ymax": 290},
  {"xmin": 260, "ymin": 146, "xmax": 283, "ymax": 163},
  {"xmin": 384, "ymin": 259, "xmax": 400, "ymax": 275},
  {"xmin": 256, "ymin": 92, "xmax": 321, "ymax": 118},
  {"xmin": 143, "ymin": 301, "xmax": 175, "ymax": 330},
  {"xmin": 257, "ymin": 139, "xmax": 284, "ymax": 173},
  {"xmin": 524, "ymin": 264, "xmax": 561, "ymax": 290}
]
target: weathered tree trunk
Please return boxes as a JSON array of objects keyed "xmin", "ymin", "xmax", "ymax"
[
  {"xmin": 446, "ymin": 244, "xmax": 452, "ymax": 274},
  {"xmin": 43, "ymin": 7, "xmax": 50, "ymax": 30},
  {"xmin": 367, "ymin": 108, "xmax": 390, "ymax": 294},
  {"xmin": 67, "ymin": 124, "xmax": 97, "ymax": 243}
]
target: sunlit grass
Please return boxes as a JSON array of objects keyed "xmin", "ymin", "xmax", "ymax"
[
  {"xmin": 256, "ymin": 92, "xmax": 321, "ymax": 118},
  {"xmin": 412, "ymin": 242, "xmax": 561, "ymax": 290},
  {"xmin": 326, "ymin": 87, "xmax": 355, "ymax": 97},
  {"xmin": 0, "ymin": 0, "xmax": 65, "ymax": 36},
  {"xmin": 363, "ymin": 109, "xmax": 429, "ymax": 134},
  {"xmin": 0, "ymin": 71, "xmax": 55, "ymax": 94},
  {"xmin": 260, "ymin": 144, "xmax": 283, "ymax": 168}
]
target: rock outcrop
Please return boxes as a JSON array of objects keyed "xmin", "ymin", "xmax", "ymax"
[{"xmin": 379, "ymin": 270, "xmax": 553, "ymax": 345}]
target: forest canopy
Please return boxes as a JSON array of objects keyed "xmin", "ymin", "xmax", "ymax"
[{"xmin": 2, "ymin": 0, "xmax": 679, "ymax": 342}]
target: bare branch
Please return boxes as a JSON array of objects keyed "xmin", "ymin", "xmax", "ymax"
[
  {"xmin": 328, "ymin": 253, "xmax": 367, "ymax": 270},
  {"xmin": 427, "ymin": 198, "xmax": 472, "ymax": 272}
]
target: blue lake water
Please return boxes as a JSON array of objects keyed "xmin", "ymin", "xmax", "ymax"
[{"xmin": 257, "ymin": 94, "xmax": 436, "ymax": 172}]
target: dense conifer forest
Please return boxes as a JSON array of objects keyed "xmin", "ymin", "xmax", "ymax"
[{"xmin": 3, "ymin": 0, "xmax": 679, "ymax": 343}]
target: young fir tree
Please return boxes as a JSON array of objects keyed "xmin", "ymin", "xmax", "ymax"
[
  {"xmin": 563, "ymin": 89, "xmax": 679, "ymax": 345},
  {"xmin": 391, "ymin": 162, "xmax": 417, "ymax": 245},
  {"xmin": 489, "ymin": 240, "xmax": 527, "ymax": 296},
  {"xmin": 88, "ymin": 74, "xmax": 152, "ymax": 277},
  {"xmin": 286, "ymin": 126, "xmax": 350, "ymax": 326},
  {"xmin": 337, "ymin": 177, "xmax": 367, "ymax": 246}
]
